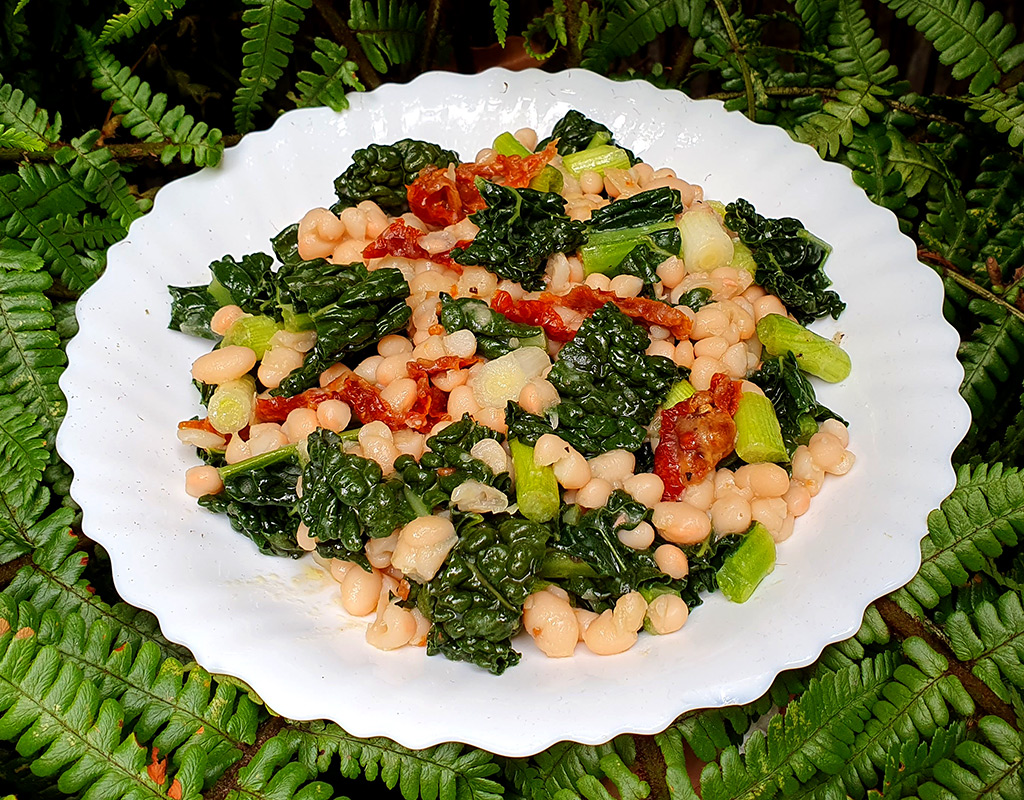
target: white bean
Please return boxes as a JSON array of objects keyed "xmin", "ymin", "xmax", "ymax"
[
  {"xmin": 185, "ymin": 465, "xmax": 223, "ymax": 498},
  {"xmin": 646, "ymin": 594, "xmax": 689, "ymax": 635},
  {"xmin": 522, "ymin": 590, "xmax": 579, "ymax": 658},
  {"xmin": 582, "ymin": 592, "xmax": 648, "ymax": 656},
  {"xmin": 652, "ymin": 501, "xmax": 712, "ymax": 544},
  {"xmin": 316, "ymin": 399, "xmax": 351, "ymax": 433},
  {"xmin": 391, "ymin": 516, "xmax": 458, "ymax": 583},
  {"xmin": 654, "ymin": 544, "xmax": 688, "ymax": 579},
  {"xmin": 618, "ymin": 521, "xmax": 656, "ymax": 550},
  {"xmin": 340, "ymin": 565, "xmax": 383, "ymax": 616},
  {"xmin": 365, "ymin": 602, "xmax": 418, "ymax": 650},
  {"xmin": 191, "ymin": 346, "xmax": 257, "ymax": 385}
]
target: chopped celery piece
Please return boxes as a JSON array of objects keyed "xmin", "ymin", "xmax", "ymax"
[
  {"xmin": 207, "ymin": 278, "xmax": 234, "ymax": 307},
  {"xmin": 730, "ymin": 240, "xmax": 757, "ymax": 275},
  {"xmin": 510, "ymin": 438, "xmax": 560, "ymax": 523},
  {"xmin": 586, "ymin": 130, "xmax": 612, "ymax": 149},
  {"xmin": 662, "ymin": 378, "xmax": 696, "ymax": 409},
  {"xmin": 561, "ymin": 145, "xmax": 631, "ymax": 178},
  {"xmin": 221, "ymin": 314, "xmax": 282, "ymax": 358},
  {"xmin": 580, "ymin": 221, "xmax": 678, "ymax": 275},
  {"xmin": 282, "ymin": 307, "xmax": 314, "ymax": 332},
  {"xmin": 207, "ymin": 375, "xmax": 256, "ymax": 435},
  {"xmin": 678, "ymin": 206, "xmax": 734, "ymax": 273},
  {"xmin": 756, "ymin": 314, "xmax": 852, "ymax": 382},
  {"xmin": 734, "ymin": 392, "xmax": 788, "ymax": 463},
  {"xmin": 716, "ymin": 523, "xmax": 776, "ymax": 603},
  {"xmin": 493, "ymin": 131, "xmax": 531, "ymax": 157},
  {"xmin": 529, "ymin": 166, "xmax": 563, "ymax": 193},
  {"xmin": 707, "ymin": 199, "xmax": 727, "ymax": 218}
]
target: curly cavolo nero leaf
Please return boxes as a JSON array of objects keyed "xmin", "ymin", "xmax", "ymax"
[
  {"xmin": 333, "ymin": 138, "xmax": 460, "ymax": 214},
  {"xmin": 749, "ymin": 352, "xmax": 844, "ymax": 452},
  {"xmin": 452, "ymin": 181, "xmax": 587, "ymax": 291},
  {"xmin": 199, "ymin": 494, "xmax": 304, "ymax": 558},
  {"xmin": 421, "ymin": 513, "xmax": 551, "ymax": 674},
  {"xmin": 438, "ymin": 293, "xmax": 544, "ymax": 359},
  {"xmin": 725, "ymin": 199, "xmax": 844, "ymax": 323},
  {"xmin": 536, "ymin": 109, "xmax": 637, "ymax": 163}
]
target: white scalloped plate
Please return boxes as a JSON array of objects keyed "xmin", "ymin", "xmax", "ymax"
[{"xmin": 58, "ymin": 68, "xmax": 969, "ymax": 757}]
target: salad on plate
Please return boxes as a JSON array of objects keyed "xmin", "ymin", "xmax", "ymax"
[{"xmin": 169, "ymin": 110, "xmax": 855, "ymax": 674}]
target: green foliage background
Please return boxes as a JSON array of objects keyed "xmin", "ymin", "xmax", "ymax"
[{"xmin": 2, "ymin": 0, "xmax": 1024, "ymax": 797}]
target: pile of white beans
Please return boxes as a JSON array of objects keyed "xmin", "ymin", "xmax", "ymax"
[{"xmin": 179, "ymin": 125, "xmax": 855, "ymax": 662}]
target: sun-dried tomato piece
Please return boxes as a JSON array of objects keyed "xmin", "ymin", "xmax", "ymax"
[
  {"xmin": 433, "ymin": 239, "xmax": 475, "ymax": 268},
  {"xmin": 542, "ymin": 285, "xmax": 692, "ymax": 340},
  {"xmin": 255, "ymin": 388, "xmax": 344, "ymax": 423},
  {"xmin": 336, "ymin": 375, "xmax": 406, "ymax": 430},
  {"xmin": 407, "ymin": 166, "xmax": 462, "ymax": 227},
  {"xmin": 177, "ymin": 417, "xmax": 220, "ymax": 435},
  {"xmin": 654, "ymin": 373, "xmax": 743, "ymax": 500},
  {"xmin": 362, "ymin": 219, "xmax": 431, "ymax": 260},
  {"xmin": 492, "ymin": 289, "xmax": 576, "ymax": 342}
]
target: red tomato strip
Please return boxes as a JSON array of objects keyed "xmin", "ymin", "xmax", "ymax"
[
  {"xmin": 492, "ymin": 289, "xmax": 576, "ymax": 342},
  {"xmin": 541, "ymin": 285, "xmax": 692, "ymax": 340},
  {"xmin": 362, "ymin": 219, "xmax": 431, "ymax": 260},
  {"xmin": 256, "ymin": 388, "xmax": 344, "ymax": 423},
  {"xmin": 178, "ymin": 417, "xmax": 221, "ymax": 435},
  {"xmin": 654, "ymin": 373, "xmax": 743, "ymax": 501}
]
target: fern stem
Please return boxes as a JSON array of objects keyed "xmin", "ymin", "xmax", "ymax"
[
  {"xmin": 634, "ymin": 734, "xmax": 672, "ymax": 800},
  {"xmin": 875, "ymin": 596, "xmax": 1017, "ymax": 727},
  {"xmin": 565, "ymin": 0, "xmax": 583, "ymax": 68},
  {"xmin": 0, "ymin": 136, "xmax": 243, "ymax": 163},
  {"xmin": 919, "ymin": 249, "xmax": 1024, "ymax": 324},
  {"xmin": 419, "ymin": 0, "xmax": 446, "ymax": 72},
  {"xmin": 711, "ymin": 0, "xmax": 754, "ymax": 118},
  {"xmin": 205, "ymin": 715, "xmax": 286, "ymax": 800},
  {"xmin": 311, "ymin": 0, "xmax": 381, "ymax": 90}
]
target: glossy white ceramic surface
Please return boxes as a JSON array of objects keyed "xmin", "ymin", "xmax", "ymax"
[{"xmin": 58, "ymin": 68, "xmax": 969, "ymax": 757}]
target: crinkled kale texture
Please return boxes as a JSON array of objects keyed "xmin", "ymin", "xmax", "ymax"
[
  {"xmin": 452, "ymin": 181, "xmax": 586, "ymax": 292},
  {"xmin": 725, "ymin": 198, "xmax": 844, "ymax": 324},
  {"xmin": 419, "ymin": 512, "xmax": 551, "ymax": 675},
  {"xmin": 332, "ymin": 138, "xmax": 460, "ymax": 215},
  {"xmin": 508, "ymin": 304, "xmax": 680, "ymax": 456},
  {"xmin": 438, "ymin": 293, "xmax": 543, "ymax": 359},
  {"xmin": 536, "ymin": 110, "xmax": 637, "ymax": 163}
]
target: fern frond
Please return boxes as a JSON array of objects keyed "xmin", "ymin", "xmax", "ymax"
[
  {"xmin": 0, "ymin": 395, "xmax": 47, "ymax": 488},
  {"xmin": 0, "ymin": 250, "xmax": 66, "ymax": 438},
  {"xmin": 230, "ymin": 734, "xmax": 336, "ymax": 800},
  {"xmin": 234, "ymin": 0, "xmax": 311, "ymax": 134},
  {"xmin": 943, "ymin": 590, "xmax": 1024, "ymax": 706},
  {"xmin": 54, "ymin": 131, "xmax": 146, "ymax": 230},
  {"xmin": 0, "ymin": 75, "xmax": 60, "ymax": 142},
  {"xmin": 349, "ymin": 0, "xmax": 425, "ymax": 75},
  {"xmin": 288, "ymin": 722, "xmax": 503, "ymax": 800},
  {"xmin": 0, "ymin": 123, "xmax": 44, "ymax": 151},
  {"xmin": 0, "ymin": 623, "xmax": 207, "ymax": 799},
  {"xmin": 957, "ymin": 299, "xmax": 1024, "ymax": 419},
  {"xmin": 977, "ymin": 211, "xmax": 1024, "ymax": 288},
  {"xmin": 98, "ymin": 0, "xmax": 187, "ymax": 45},
  {"xmin": 490, "ymin": 0, "xmax": 509, "ymax": 46},
  {"xmin": 981, "ymin": 390, "xmax": 1024, "ymax": 467},
  {"xmin": 581, "ymin": 0, "xmax": 704, "ymax": 73},
  {"xmin": 894, "ymin": 463, "xmax": 1024, "ymax": 614},
  {"xmin": 78, "ymin": 33, "xmax": 223, "ymax": 167},
  {"xmin": 0, "ymin": 164, "xmax": 87, "ymax": 234},
  {"xmin": 970, "ymin": 87, "xmax": 1024, "ymax": 152},
  {"xmin": 920, "ymin": 186, "xmax": 982, "ymax": 272},
  {"xmin": 886, "ymin": 130, "xmax": 956, "ymax": 199},
  {"xmin": 879, "ymin": 0, "xmax": 1024, "ymax": 95},
  {"xmin": 59, "ymin": 213, "xmax": 127, "ymax": 251},
  {"xmin": 699, "ymin": 655, "xmax": 895, "ymax": 800},
  {"xmin": 966, "ymin": 153, "xmax": 1024, "ymax": 235},
  {"xmin": 916, "ymin": 716, "xmax": 1023, "ymax": 798},
  {"xmin": 793, "ymin": 0, "xmax": 838, "ymax": 44},
  {"xmin": 293, "ymin": 38, "xmax": 363, "ymax": 112},
  {"xmin": 844, "ymin": 126, "xmax": 909, "ymax": 213}
]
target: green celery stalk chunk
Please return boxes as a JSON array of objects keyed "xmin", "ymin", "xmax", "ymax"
[
  {"xmin": 493, "ymin": 131, "xmax": 531, "ymax": 157},
  {"xmin": 492, "ymin": 131, "xmax": 563, "ymax": 192},
  {"xmin": 716, "ymin": 523, "xmax": 777, "ymax": 603},
  {"xmin": 756, "ymin": 314, "xmax": 852, "ymax": 383},
  {"xmin": 733, "ymin": 391, "xmax": 789, "ymax": 463},
  {"xmin": 221, "ymin": 314, "xmax": 282, "ymax": 358},
  {"xmin": 529, "ymin": 166, "xmax": 563, "ymax": 193},
  {"xmin": 662, "ymin": 378, "xmax": 696, "ymax": 409},
  {"xmin": 207, "ymin": 278, "xmax": 234, "ymax": 307},
  {"xmin": 509, "ymin": 438, "xmax": 560, "ymax": 524},
  {"xmin": 580, "ymin": 221, "xmax": 678, "ymax": 275},
  {"xmin": 730, "ymin": 240, "xmax": 757, "ymax": 275},
  {"xmin": 561, "ymin": 145, "xmax": 631, "ymax": 177}
]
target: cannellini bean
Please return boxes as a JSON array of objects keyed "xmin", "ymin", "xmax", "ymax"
[
  {"xmin": 773, "ymin": 514, "xmax": 796, "ymax": 543},
  {"xmin": 689, "ymin": 356, "xmax": 725, "ymax": 391},
  {"xmin": 829, "ymin": 450, "xmax": 856, "ymax": 476},
  {"xmin": 623, "ymin": 473, "xmax": 665, "ymax": 508},
  {"xmin": 319, "ymin": 362, "xmax": 351, "ymax": 388},
  {"xmin": 316, "ymin": 399, "xmax": 351, "ymax": 433},
  {"xmin": 523, "ymin": 590, "xmax": 579, "ymax": 658},
  {"xmin": 359, "ymin": 201, "xmax": 390, "ymax": 239},
  {"xmin": 808, "ymin": 431, "xmax": 846, "ymax": 473},
  {"xmin": 582, "ymin": 592, "xmax": 648, "ymax": 656},
  {"xmin": 722, "ymin": 342, "xmax": 748, "ymax": 377},
  {"xmin": 359, "ymin": 420, "xmax": 394, "ymax": 444},
  {"xmin": 647, "ymin": 339, "xmax": 676, "ymax": 359},
  {"xmin": 792, "ymin": 445, "xmax": 825, "ymax": 495},
  {"xmin": 513, "ymin": 127, "xmax": 538, "ymax": 150},
  {"xmin": 673, "ymin": 340, "xmax": 695, "ymax": 368},
  {"xmin": 224, "ymin": 433, "xmax": 251, "ymax": 464},
  {"xmin": 366, "ymin": 532, "xmax": 399, "ymax": 568},
  {"xmin": 391, "ymin": 515, "xmax": 459, "ymax": 583},
  {"xmin": 258, "ymin": 346, "xmax": 304, "ymax": 389},
  {"xmin": 820, "ymin": 418, "xmax": 850, "ymax": 447},
  {"xmin": 783, "ymin": 482, "xmax": 811, "ymax": 516},
  {"xmin": 354, "ymin": 355, "xmax": 384, "ymax": 382},
  {"xmin": 584, "ymin": 273, "xmax": 612, "ymax": 291},
  {"xmin": 298, "ymin": 208, "xmax": 346, "ymax": 259},
  {"xmin": 376, "ymin": 354, "xmax": 411, "ymax": 386},
  {"xmin": 654, "ymin": 544, "xmax": 689, "ymax": 579},
  {"xmin": 652, "ymin": 501, "xmax": 712, "ymax": 544},
  {"xmin": 734, "ymin": 463, "xmax": 790, "ymax": 497},
  {"xmin": 185, "ymin": 465, "xmax": 223, "ymax": 498},
  {"xmin": 248, "ymin": 423, "xmax": 288, "ymax": 456},
  {"xmin": 751, "ymin": 497, "xmax": 789, "ymax": 535},
  {"xmin": 577, "ymin": 477, "xmax": 613, "ymax": 509},
  {"xmin": 575, "ymin": 607, "xmax": 598, "ymax": 639},
  {"xmin": 340, "ymin": 565, "xmax": 383, "ymax": 616},
  {"xmin": 409, "ymin": 607, "xmax": 432, "ymax": 646},
  {"xmin": 646, "ymin": 594, "xmax": 689, "ymax": 635},
  {"xmin": 332, "ymin": 239, "xmax": 369, "ymax": 264},
  {"xmin": 588, "ymin": 450, "xmax": 635, "ymax": 487},
  {"xmin": 296, "ymin": 521, "xmax": 317, "ymax": 552},
  {"xmin": 177, "ymin": 426, "xmax": 227, "ymax": 451},
  {"xmin": 456, "ymin": 266, "xmax": 497, "ymax": 299},
  {"xmin": 518, "ymin": 379, "xmax": 559, "ymax": 415},
  {"xmin": 420, "ymin": 230, "xmax": 456, "ymax": 254},
  {"xmin": 443, "ymin": 330, "xmax": 477, "ymax": 359},
  {"xmin": 431, "ymin": 369, "xmax": 468, "ymax": 393},
  {"xmin": 711, "ymin": 491, "xmax": 752, "ymax": 534},
  {"xmin": 378, "ymin": 334, "xmax": 414, "ymax": 357},
  {"xmin": 381, "ymin": 377, "xmax": 418, "ymax": 414},
  {"xmin": 694, "ymin": 336, "xmax": 729, "ymax": 360},
  {"xmin": 753, "ymin": 295, "xmax": 787, "ymax": 322},
  {"xmin": 683, "ymin": 475, "xmax": 715, "ymax": 510},
  {"xmin": 579, "ymin": 170, "xmax": 604, "ymax": 195},
  {"xmin": 447, "ymin": 385, "xmax": 480, "ymax": 417},
  {"xmin": 329, "ymin": 559, "xmax": 355, "ymax": 584},
  {"xmin": 282, "ymin": 407, "xmax": 319, "ymax": 443},
  {"xmin": 362, "ymin": 436, "xmax": 400, "ymax": 474},
  {"xmin": 412, "ymin": 334, "xmax": 446, "ymax": 362},
  {"xmin": 191, "ymin": 345, "xmax": 257, "ymax": 385},
  {"xmin": 470, "ymin": 438, "xmax": 509, "ymax": 475},
  {"xmin": 553, "ymin": 452, "xmax": 591, "ymax": 490},
  {"xmin": 691, "ymin": 304, "xmax": 730, "ymax": 340},
  {"xmin": 393, "ymin": 429, "xmax": 426, "ymax": 460},
  {"xmin": 610, "ymin": 274, "xmax": 644, "ymax": 298},
  {"xmin": 472, "ymin": 405, "xmax": 508, "ymax": 434},
  {"xmin": 618, "ymin": 521, "xmax": 656, "ymax": 550},
  {"xmin": 657, "ymin": 256, "xmax": 687, "ymax": 289},
  {"xmin": 211, "ymin": 305, "xmax": 247, "ymax": 336},
  {"xmin": 366, "ymin": 602, "xmax": 417, "ymax": 650}
]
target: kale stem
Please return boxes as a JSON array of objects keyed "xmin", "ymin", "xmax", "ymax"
[
  {"xmin": 712, "ymin": 0, "xmax": 755, "ymax": 119},
  {"xmin": 218, "ymin": 444, "xmax": 298, "ymax": 481},
  {"xmin": 403, "ymin": 485, "xmax": 433, "ymax": 518}
]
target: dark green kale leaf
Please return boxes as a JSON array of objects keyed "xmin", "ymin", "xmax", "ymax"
[
  {"xmin": 271, "ymin": 223, "xmax": 301, "ymax": 267},
  {"xmin": 504, "ymin": 401, "xmax": 557, "ymax": 447},
  {"xmin": 587, "ymin": 187, "xmax": 683, "ymax": 230},
  {"xmin": 536, "ymin": 110, "xmax": 637, "ymax": 163},
  {"xmin": 749, "ymin": 353, "xmax": 845, "ymax": 453},
  {"xmin": 199, "ymin": 495, "xmax": 305, "ymax": 558},
  {"xmin": 543, "ymin": 304, "xmax": 681, "ymax": 456},
  {"xmin": 438, "ymin": 293, "xmax": 543, "ymax": 359},
  {"xmin": 168, "ymin": 285, "xmax": 221, "ymax": 340},
  {"xmin": 421, "ymin": 513, "xmax": 551, "ymax": 674},
  {"xmin": 273, "ymin": 265, "xmax": 411, "ymax": 396},
  {"xmin": 675, "ymin": 287, "xmax": 713, "ymax": 312},
  {"xmin": 208, "ymin": 252, "xmax": 277, "ymax": 314},
  {"xmin": 332, "ymin": 139, "xmax": 461, "ymax": 215},
  {"xmin": 725, "ymin": 199, "xmax": 844, "ymax": 324},
  {"xmin": 300, "ymin": 430, "xmax": 416, "ymax": 563},
  {"xmin": 452, "ymin": 181, "xmax": 587, "ymax": 292}
]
